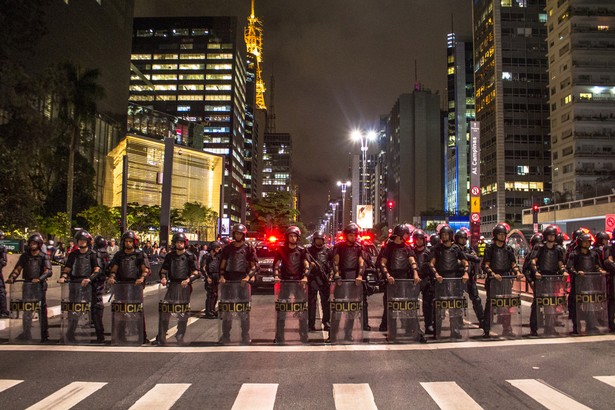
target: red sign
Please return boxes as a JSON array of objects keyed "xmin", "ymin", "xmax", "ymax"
[
  {"xmin": 606, "ymin": 214, "xmax": 615, "ymax": 232},
  {"xmin": 471, "ymin": 186, "xmax": 480, "ymax": 196},
  {"xmin": 471, "ymin": 213, "xmax": 480, "ymax": 222}
]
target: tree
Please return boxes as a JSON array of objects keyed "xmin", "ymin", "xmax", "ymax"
[
  {"xmin": 77, "ymin": 205, "xmax": 120, "ymax": 239},
  {"xmin": 54, "ymin": 62, "xmax": 104, "ymax": 224},
  {"xmin": 37, "ymin": 212, "xmax": 71, "ymax": 242},
  {"xmin": 181, "ymin": 202, "xmax": 218, "ymax": 242},
  {"xmin": 249, "ymin": 191, "xmax": 299, "ymax": 233}
]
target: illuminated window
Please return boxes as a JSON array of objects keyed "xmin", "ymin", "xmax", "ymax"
[
  {"xmin": 204, "ymin": 127, "xmax": 230, "ymax": 133},
  {"xmin": 129, "ymin": 85, "xmax": 153, "ymax": 91},
  {"xmin": 447, "ymin": 67, "xmax": 455, "ymax": 75},
  {"xmin": 205, "ymin": 95, "xmax": 231, "ymax": 101},
  {"xmin": 151, "ymin": 74, "xmax": 177, "ymax": 81},
  {"xmin": 191, "ymin": 29, "xmax": 208, "ymax": 36},
  {"xmin": 579, "ymin": 92, "xmax": 592, "ymax": 100},
  {"xmin": 179, "ymin": 74, "xmax": 204, "ymax": 80},
  {"xmin": 598, "ymin": 26, "xmax": 609, "ymax": 31},
  {"xmin": 172, "ymin": 28, "xmax": 189, "ymax": 36},
  {"xmin": 177, "ymin": 95, "xmax": 204, "ymax": 101},
  {"xmin": 180, "ymin": 54, "xmax": 206, "ymax": 59},
  {"xmin": 207, "ymin": 64, "xmax": 232, "ymax": 70},
  {"xmin": 180, "ymin": 44, "xmax": 193, "ymax": 50},
  {"xmin": 205, "ymin": 105, "xmax": 231, "ymax": 112},
  {"xmin": 154, "ymin": 30, "xmax": 168, "ymax": 37},
  {"xmin": 177, "ymin": 105, "xmax": 191, "ymax": 112},
  {"xmin": 136, "ymin": 30, "xmax": 153, "ymax": 38},
  {"xmin": 206, "ymin": 74, "xmax": 232, "ymax": 80},
  {"xmin": 153, "ymin": 54, "xmax": 178, "ymax": 60},
  {"xmin": 208, "ymin": 44, "xmax": 221, "ymax": 49},
  {"xmin": 516, "ymin": 165, "xmax": 529, "ymax": 175},
  {"xmin": 207, "ymin": 53, "xmax": 233, "ymax": 60},
  {"xmin": 156, "ymin": 95, "xmax": 176, "ymax": 101},
  {"xmin": 502, "ymin": 72, "xmax": 512, "ymax": 80},
  {"xmin": 501, "ymin": 0, "xmax": 512, "ymax": 7},
  {"xmin": 131, "ymin": 54, "xmax": 151, "ymax": 60},
  {"xmin": 152, "ymin": 64, "xmax": 177, "ymax": 70},
  {"xmin": 129, "ymin": 95, "xmax": 155, "ymax": 101},
  {"xmin": 179, "ymin": 84, "xmax": 204, "ymax": 91},
  {"xmin": 206, "ymin": 84, "xmax": 232, "ymax": 91},
  {"xmin": 179, "ymin": 64, "xmax": 205, "ymax": 70},
  {"xmin": 154, "ymin": 84, "xmax": 176, "ymax": 91},
  {"xmin": 563, "ymin": 94, "xmax": 572, "ymax": 104}
]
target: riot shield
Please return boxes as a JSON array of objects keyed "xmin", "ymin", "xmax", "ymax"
[
  {"xmin": 434, "ymin": 278, "xmax": 468, "ymax": 341},
  {"xmin": 386, "ymin": 279, "xmax": 421, "ymax": 343},
  {"xmin": 329, "ymin": 280, "xmax": 363, "ymax": 344},
  {"xmin": 575, "ymin": 272, "xmax": 608, "ymax": 335},
  {"xmin": 487, "ymin": 276, "xmax": 522, "ymax": 339},
  {"xmin": 274, "ymin": 280, "xmax": 308, "ymax": 344},
  {"xmin": 60, "ymin": 282, "xmax": 93, "ymax": 344},
  {"xmin": 111, "ymin": 283, "xmax": 144, "ymax": 345},
  {"xmin": 157, "ymin": 282, "xmax": 193, "ymax": 345},
  {"xmin": 535, "ymin": 275, "xmax": 569, "ymax": 337},
  {"xmin": 218, "ymin": 281, "xmax": 251, "ymax": 345},
  {"xmin": 8, "ymin": 281, "xmax": 43, "ymax": 344}
]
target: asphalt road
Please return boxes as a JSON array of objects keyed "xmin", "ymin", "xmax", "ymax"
[{"xmin": 2, "ymin": 281, "xmax": 615, "ymax": 409}]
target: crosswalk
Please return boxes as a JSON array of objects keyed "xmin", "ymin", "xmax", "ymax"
[{"xmin": 0, "ymin": 376, "xmax": 613, "ymax": 409}]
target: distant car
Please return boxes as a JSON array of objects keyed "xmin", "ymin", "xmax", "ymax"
[{"xmin": 254, "ymin": 243, "xmax": 277, "ymax": 289}]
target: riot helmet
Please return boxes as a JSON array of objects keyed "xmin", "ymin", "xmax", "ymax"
[
  {"xmin": 74, "ymin": 230, "xmax": 93, "ymax": 247},
  {"xmin": 27, "ymin": 233, "xmax": 44, "ymax": 250},
  {"xmin": 121, "ymin": 231, "xmax": 139, "ymax": 249},
  {"xmin": 392, "ymin": 224, "xmax": 410, "ymax": 238},
  {"xmin": 94, "ymin": 235, "xmax": 107, "ymax": 250}
]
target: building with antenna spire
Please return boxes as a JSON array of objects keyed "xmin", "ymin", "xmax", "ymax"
[{"xmin": 244, "ymin": 0, "xmax": 267, "ymax": 110}]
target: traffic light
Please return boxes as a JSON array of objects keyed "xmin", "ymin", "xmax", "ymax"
[
  {"xmin": 387, "ymin": 200, "xmax": 394, "ymax": 210},
  {"xmin": 532, "ymin": 204, "xmax": 539, "ymax": 214}
]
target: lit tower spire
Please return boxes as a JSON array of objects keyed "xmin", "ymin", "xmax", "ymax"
[{"xmin": 245, "ymin": 0, "xmax": 267, "ymax": 109}]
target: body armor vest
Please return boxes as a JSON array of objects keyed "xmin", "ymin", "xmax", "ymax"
[
  {"xmin": 169, "ymin": 252, "xmax": 191, "ymax": 281},
  {"xmin": 537, "ymin": 245, "xmax": 560, "ymax": 274},
  {"xmin": 71, "ymin": 251, "xmax": 93, "ymax": 280}
]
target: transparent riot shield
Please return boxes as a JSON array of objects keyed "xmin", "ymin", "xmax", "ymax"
[
  {"xmin": 387, "ymin": 279, "xmax": 421, "ymax": 343},
  {"xmin": 487, "ymin": 276, "xmax": 522, "ymax": 339},
  {"xmin": 111, "ymin": 283, "xmax": 144, "ymax": 345},
  {"xmin": 274, "ymin": 280, "xmax": 308, "ymax": 344},
  {"xmin": 535, "ymin": 275, "xmax": 569, "ymax": 337},
  {"xmin": 8, "ymin": 281, "xmax": 43, "ymax": 344},
  {"xmin": 575, "ymin": 272, "xmax": 608, "ymax": 335},
  {"xmin": 60, "ymin": 282, "xmax": 93, "ymax": 344},
  {"xmin": 156, "ymin": 282, "xmax": 192, "ymax": 346},
  {"xmin": 329, "ymin": 280, "xmax": 363, "ymax": 344},
  {"xmin": 434, "ymin": 278, "xmax": 468, "ymax": 341},
  {"xmin": 218, "ymin": 281, "xmax": 251, "ymax": 345}
]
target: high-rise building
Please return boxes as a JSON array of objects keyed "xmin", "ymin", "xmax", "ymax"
[
  {"xmin": 445, "ymin": 33, "xmax": 476, "ymax": 215},
  {"xmin": 129, "ymin": 17, "xmax": 247, "ymax": 223},
  {"xmin": 244, "ymin": 51, "xmax": 261, "ymax": 202},
  {"xmin": 374, "ymin": 117, "xmax": 389, "ymax": 225},
  {"xmin": 385, "ymin": 89, "xmax": 443, "ymax": 225},
  {"xmin": 547, "ymin": 0, "xmax": 615, "ymax": 201},
  {"xmin": 473, "ymin": 0, "xmax": 551, "ymax": 234},
  {"xmin": 261, "ymin": 132, "xmax": 292, "ymax": 197}
]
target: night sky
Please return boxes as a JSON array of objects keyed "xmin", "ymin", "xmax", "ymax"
[{"xmin": 135, "ymin": 0, "xmax": 473, "ymax": 226}]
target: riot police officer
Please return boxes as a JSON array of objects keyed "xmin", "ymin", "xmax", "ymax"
[
  {"xmin": 92, "ymin": 235, "xmax": 110, "ymax": 342},
  {"xmin": 307, "ymin": 232, "xmax": 332, "ymax": 331},
  {"xmin": 428, "ymin": 234, "xmax": 440, "ymax": 249},
  {"xmin": 412, "ymin": 229, "xmax": 434, "ymax": 334},
  {"xmin": 593, "ymin": 231, "xmax": 610, "ymax": 267},
  {"xmin": 529, "ymin": 225, "xmax": 568, "ymax": 336},
  {"xmin": 481, "ymin": 223, "xmax": 523, "ymax": 338},
  {"xmin": 219, "ymin": 223, "xmax": 258, "ymax": 344},
  {"xmin": 454, "ymin": 229, "xmax": 485, "ymax": 330},
  {"xmin": 379, "ymin": 224, "xmax": 422, "ymax": 341},
  {"xmin": 202, "ymin": 241, "xmax": 222, "ymax": 319},
  {"xmin": 155, "ymin": 233, "xmax": 200, "ymax": 346},
  {"xmin": 567, "ymin": 232, "xmax": 606, "ymax": 334},
  {"xmin": 59, "ymin": 230, "xmax": 101, "ymax": 343},
  {"xmin": 6, "ymin": 233, "xmax": 52, "ymax": 342},
  {"xmin": 272, "ymin": 226, "xmax": 309, "ymax": 343},
  {"xmin": 427, "ymin": 225, "xmax": 469, "ymax": 338},
  {"xmin": 604, "ymin": 229, "xmax": 615, "ymax": 332},
  {"xmin": 107, "ymin": 231, "xmax": 150, "ymax": 342},
  {"xmin": 331, "ymin": 223, "xmax": 366, "ymax": 340},
  {"xmin": 0, "ymin": 230, "xmax": 9, "ymax": 317}
]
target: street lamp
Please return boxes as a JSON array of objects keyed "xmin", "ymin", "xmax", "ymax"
[
  {"xmin": 351, "ymin": 129, "xmax": 377, "ymax": 205},
  {"xmin": 337, "ymin": 180, "xmax": 351, "ymax": 228},
  {"xmin": 329, "ymin": 201, "xmax": 338, "ymax": 236}
]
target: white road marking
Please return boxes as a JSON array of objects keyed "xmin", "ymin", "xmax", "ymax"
[
  {"xmin": 231, "ymin": 383, "xmax": 278, "ymax": 410},
  {"xmin": 421, "ymin": 381, "xmax": 483, "ymax": 410},
  {"xmin": 0, "ymin": 379, "xmax": 23, "ymax": 393},
  {"xmin": 26, "ymin": 381, "xmax": 107, "ymax": 410},
  {"xmin": 507, "ymin": 379, "xmax": 591, "ymax": 410},
  {"xmin": 1, "ymin": 334, "xmax": 613, "ymax": 353},
  {"xmin": 333, "ymin": 383, "xmax": 378, "ymax": 410},
  {"xmin": 128, "ymin": 383, "xmax": 190, "ymax": 410},
  {"xmin": 593, "ymin": 375, "xmax": 615, "ymax": 388}
]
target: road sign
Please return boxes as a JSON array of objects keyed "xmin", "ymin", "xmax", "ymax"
[
  {"xmin": 471, "ymin": 186, "xmax": 480, "ymax": 196},
  {"xmin": 471, "ymin": 198, "xmax": 480, "ymax": 213},
  {"xmin": 606, "ymin": 214, "xmax": 615, "ymax": 232},
  {"xmin": 471, "ymin": 213, "xmax": 480, "ymax": 223}
]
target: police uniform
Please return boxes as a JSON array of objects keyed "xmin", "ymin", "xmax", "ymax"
[
  {"xmin": 93, "ymin": 246, "xmax": 110, "ymax": 342},
  {"xmin": 307, "ymin": 244, "xmax": 332, "ymax": 330},
  {"xmin": 482, "ymin": 242, "xmax": 518, "ymax": 335},
  {"xmin": 529, "ymin": 243, "xmax": 566, "ymax": 335},
  {"xmin": 567, "ymin": 248, "xmax": 603, "ymax": 333},
  {"xmin": 202, "ymin": 250, "xmax": 222, "ymax": 319},
  {"xmin": 63, "ymin": 249, "xmax": 100, "ymax": 342},
  {"xmin": 332, "ymin": 240, "xmax": 365, "ymax": 340},
  {"xmin": 0, "ymin": 244, "xmax": 9, "ymax": 316},
  {"xmin": 458, "ymin": 244, "xmax": 485, "ymax": 329},
  {"xmin": 414, "ymin": 244, "xmax": 434, "ymax": 333}
]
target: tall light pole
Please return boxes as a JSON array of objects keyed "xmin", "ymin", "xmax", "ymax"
[
  {"xmin": 337, "ymin": 180, "xmax": 351, "ymax": 228},
  {"xmin": 329, "ymin": 201, "xmax": 338, "ymax": 237},
  {"xmin": 351, "ymin": 129, "xmax": 377, "ymax": 206}
]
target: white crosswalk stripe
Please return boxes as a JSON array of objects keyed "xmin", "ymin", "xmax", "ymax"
[
  {"xmin": 421, "ymin": 381, "xmax": 483, "ymax": 410},
  {"xmin": 0, "ymin": 379, "xmax": 23, "ymax": 393},
  {"xmin": 593, "ymin": 375, "xmax": 615, "ymax": 388},
  {"xmin": 128, "ymin": 383, "xmax": 191, "ymax": 410},
  {"xmin": 25, "ymin": 381, "xmax": 107, "ymax": 410},
  {"xmin": 231, "ymin": 383, "xmax": 278, "ymax": 410},
  {"xmin": 507, "ymin": 379, "xmax": 591, "ymax": 410},
  {"xmin": 333, "ymin": 383, "xmax": 378, "ymax": 410}
]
